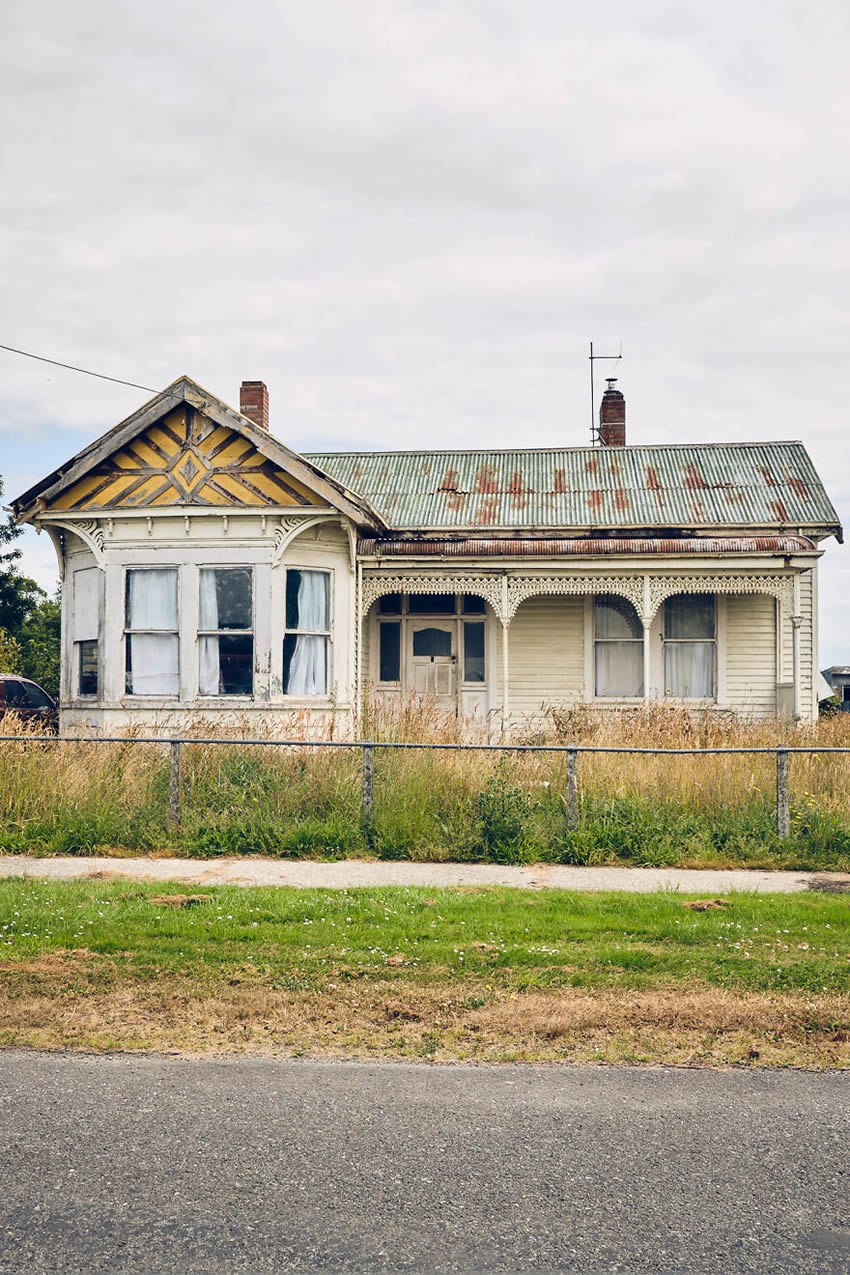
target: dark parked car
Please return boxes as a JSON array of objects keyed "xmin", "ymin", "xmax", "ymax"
[{"xmin": 0, "ymin": 676, "xmax": 59, "ymax": 731}]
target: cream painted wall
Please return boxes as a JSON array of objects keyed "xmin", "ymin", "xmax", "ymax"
[
  {"xmin": 496, "ymin": 595, "xmax": 585, "ymax": 724},
  {"xmin": 725, "ymin": 593, "xmax": 776, "ymax": 718}
]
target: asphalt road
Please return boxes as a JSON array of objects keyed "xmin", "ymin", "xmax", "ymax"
[{"xmin": 0, "ymin": 1053, "xmax": 847, "ymax": 1274}]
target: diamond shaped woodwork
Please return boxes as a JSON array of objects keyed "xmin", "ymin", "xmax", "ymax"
[{"xmin": 50, "ymin": 405, "xmax": 324, "ymax": 511}]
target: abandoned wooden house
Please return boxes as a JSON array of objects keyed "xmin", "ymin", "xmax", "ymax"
[{"xmin": 9, "ymin": 375, "xmax": 842, "ymax": 733}]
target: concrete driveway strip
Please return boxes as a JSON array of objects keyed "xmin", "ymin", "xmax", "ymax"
[
  {"xmin": 0, "ymin": 1052, "xmax": 848, "ymax": 1274},
  {"xmin": 0, "ymin": 853, "xmax": 847, "ymax": 892}
]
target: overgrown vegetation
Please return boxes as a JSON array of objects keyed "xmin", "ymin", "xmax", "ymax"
[
  {"xmin": 0, "ymin": 880, "xmax": 847, "ymax": 1064},
  {"xmin": 1, "ymin": 702, "xmax": 850, "ymax": 869},
  {"xmin": 0, "ymin": 473, "xmax": 61, "ymax": 700}
]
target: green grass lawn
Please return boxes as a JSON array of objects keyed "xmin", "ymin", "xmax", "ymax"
[
  {"xmin": 1, "ymin": 879, "xmax": 848, "ymax": 995},
  {"xmin": 2, "ymin": 880, "xmax": 847, "ymax": 1066}
]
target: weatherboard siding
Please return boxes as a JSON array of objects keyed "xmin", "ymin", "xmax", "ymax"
[
  {"xmin": 725, "ymin": 594, "xmax": 776, "ymax": 718},
  {"xmin": 496, "ymin": 596, "xmax": 585, "ymax": 723}
]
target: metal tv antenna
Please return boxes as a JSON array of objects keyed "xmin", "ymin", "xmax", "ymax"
[{"xmin": 589, "ymin": 341, "xmax": 623, "ymax": 443}]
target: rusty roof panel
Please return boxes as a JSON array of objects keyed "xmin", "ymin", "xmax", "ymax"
[
  {"xmin": 358, "ymin": 536, "xmax": 817, "ymax": 557},
  {"xmin": 305, "ymin": 443, "xmax": 841, "ymax": 536}
]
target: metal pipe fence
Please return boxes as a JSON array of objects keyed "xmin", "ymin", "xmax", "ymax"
[{"xmin": 3, "ymin": 734, "xmax": 850, "ymax": 838}]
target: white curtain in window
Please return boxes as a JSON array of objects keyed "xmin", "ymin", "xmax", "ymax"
[
  {"xmin": 595, "ymin": 642, "xmax": 643, "ymax": 697},
  {"xmin": 127, "ymin": 569, "xmax": 178, "ymax": 695},
  {"xmin": 198, "ymin": 570, "xmax": 220, "ymax": 695},
  {"xmin": 72, "ymin": 568, "xmax": 100, "ymax": 642},
  {"xmin": 287, "ymin": 572, "xmax": 328, "ymax": 695},
  {"xmin": 665, "ymin": 643, "xmax": 714, "ymax": 697}
]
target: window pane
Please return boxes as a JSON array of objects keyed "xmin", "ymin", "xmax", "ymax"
[
  {"xmin": 200, "ymin": 634, "xmax": 254, "ymax": 695},
  {"xmin": 412, "ymin": 628, "xmax": 452, "ymax": 658},
  {"xmin": 665, "ymin": 594, "xmax": 715, "ymax": 639},
  {"xmin": 4, "ymin": 681, "xmax": 27, "ymax": 708},
  {"xmin": 408, "ymin": 593, "xmax": 455, "ymax": 615},
  {"xmin": 286, "ymin": 570, "xmax": 329, "ymax": 631},
  {"xmin": 462, "ymin": 594, "xmax": 486, "ymax": 614},
  {"xmin": 73, "ymin": 568, "xmax": 100, "ymax": 642},
  {"xmin": 200, "ymin": 568, "xmax": 252, "ymax": 630},
  {"xmin": 220, "ymin": 634, "xmax": 253, "ymax": 695},
  {"xmin": 595, "ymin": 595, "xmax": 642, "ymax": 640},
  {"xmin": 595, "ymin": 641, "xmax": 643, "ymax": 697},
  {"xmin": 379, "ymin": 593, "xmax": 402, "ymax": 614},
  {"xmin": 464, "ymin": 622, "xmax": 485, "ymax": 682},
  {"xmin": 379, "ymin": 623, "xmax": 401, "ymax": 682},
  {"xmin": 23, "ymin": 682, "xmax": 54, "ymax": 709},
  {"xmin": 126, "ymin": 633, "xmax": 179, "ymax": 695},
  {"xmin": 665, "ymin": 642, "xmax": 714, "ymax": 697},
  {"xmin": 284, "ymin": 634, "xmax": 328, "ymax": 695},
  {"xmin": 126, "ymin": 569, "xmax": 177, "ymax": 630},
  {"xmin": 78, "ymin": 642, "xmax": 98, "ymax": 696}
]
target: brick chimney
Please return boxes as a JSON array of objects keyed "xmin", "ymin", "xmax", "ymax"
[
  {"xmin": 599, "ymin": 378, "xmax": 625, "ymax": 446},
  {"xmin": 240, "ymin": 381, "xmax": 269, "ymax": 431}
]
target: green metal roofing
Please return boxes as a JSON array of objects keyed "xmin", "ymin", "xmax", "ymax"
[{"xmin": 305, "ymin": 442, "xmax": 842, "ymax": 537}]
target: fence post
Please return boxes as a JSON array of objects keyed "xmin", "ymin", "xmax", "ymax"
[
  {"xmin": 362, "ymin": 742, "xmax": 375, "ymax": 830},
  {"xmin": 169, "ymin": 740, "xmax": 182, "ymax": 828},
  {"xmin": 776, "ymin": 746, "xmax": 790, "ymax": 839},
  {"xmin": 565, "ymin": 745, "xmax": 578, "ymax": 830}
]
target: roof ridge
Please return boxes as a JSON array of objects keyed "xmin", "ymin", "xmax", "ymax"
[{"xmin": 304, "ymin": 440, "xmax": 806, "ymax": 457}]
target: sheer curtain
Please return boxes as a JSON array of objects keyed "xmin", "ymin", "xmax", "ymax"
[
  {"xmin": 198, "ymin": 570, "xmax": 220, "ymax": 695},
  {"xmin": 664, "ymin": 643, "xmax": 714, "ymax": 697},
  {"xmin": 594, "ymin": 595, "xmax": 644, "ymax": 697},
  {"xmin": 287, "ymin": 571, "xmax": 328, "ymax": 695},
  {"xmin": 595, "ymin": 642, "xmax": 643, "ymax": 697},
  {"xmin": 126, "ymin": 569, "xmax": 178, "ymax": 695},
  {"xmin": 664, "ymin": 595, "xmax": 715, "ymax": 697}
]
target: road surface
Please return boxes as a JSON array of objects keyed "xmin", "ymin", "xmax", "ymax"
[{"xmin": 0, "ymin": 1053, "xmax": 848, "ymax": 1272}]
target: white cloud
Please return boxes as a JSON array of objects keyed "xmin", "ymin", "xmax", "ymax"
[{"xmin": 1, "ymin": 0, "xmax": 848, "ymax": 658}]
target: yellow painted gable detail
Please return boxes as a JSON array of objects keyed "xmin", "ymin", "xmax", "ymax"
[{"xmin": 49, "ymin": 407, "xmax": 325, "ymax": 512}]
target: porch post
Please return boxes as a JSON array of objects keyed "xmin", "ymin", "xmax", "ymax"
[
  {"xmin": 791, "ymin": 573, "xmax": 802, "ymax": 722},
  {"xmin": 501, "ymin": 575, "xmax": 510, "ymax": 733},
  {"xmin": 642, "ymin": 575, "xmax": 651, "ymax": 702}
]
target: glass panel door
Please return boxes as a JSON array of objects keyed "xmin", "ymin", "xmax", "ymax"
[{"xmin": 409, "ymin": 622, "xmax": 456, "ymax": 705}]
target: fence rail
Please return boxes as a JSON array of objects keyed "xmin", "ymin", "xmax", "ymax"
[{"xmin": 3, "ymin": 734, "xmax": 850, "ymax": 838}]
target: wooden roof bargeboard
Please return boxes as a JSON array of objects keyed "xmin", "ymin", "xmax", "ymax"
[{"xmin": 10, "ymin": 377, "xmax": 386, "ymax": 530}]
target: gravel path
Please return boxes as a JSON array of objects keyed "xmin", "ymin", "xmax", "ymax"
[{"xmin": 1, "ymin": 854, "xmax": 846, "ymax": 892}]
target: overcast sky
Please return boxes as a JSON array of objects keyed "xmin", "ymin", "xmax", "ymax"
[{"xmin": 2, "ymin": 0, "xmax": 848, "ymax": 663}]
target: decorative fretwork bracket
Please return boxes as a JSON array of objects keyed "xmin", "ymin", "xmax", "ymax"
[
  {"xmin": 360, "ymin": 572, "xmax": 505, "ymax": 621},
  {"xmin": 644, "ymin": 574, "xmax": 795, "ymax": 623},
  {"xmin": 362, "ymin": 569, "xmax": 799, "ymax": 627},
  {"xmin": 271, "ymin": 515, "xmax": 331, "ymax": 563}
]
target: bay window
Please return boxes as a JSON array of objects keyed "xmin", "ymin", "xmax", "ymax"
[
  {"xmin": 664, "ymin": 594, "xmax": 715, "ymax": 698},
  {"xmin": 594, "ymin": 595, "xmax": 643, "ymax": 698},
  {"xmin": 199, "ymin": 567, "xmax": 253, "ymax": 696},
  {"xmin": 125, "ymin": 568, "xmax": 179, "ymax": 696},
  {"xmin": 283, "ymin": 569, "xmax": 330, "ymax": 695},
  {"xmin": 72, "ymin": 566, "xmax": 100, "ymax": 697}
]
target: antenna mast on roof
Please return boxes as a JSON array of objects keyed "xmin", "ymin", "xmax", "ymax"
[{"xmin": 589, "ymin": 341, "xmax": 623, "ymax": 443}]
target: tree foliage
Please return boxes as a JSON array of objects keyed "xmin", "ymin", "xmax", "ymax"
[{"xmin": 0, "ymin": 475, "xmax": 62, "ymax": 699}]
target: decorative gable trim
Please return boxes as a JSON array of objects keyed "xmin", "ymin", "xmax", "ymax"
[{"xmin": 11, "ymin": 377, "xmax": 384, "ymax": 530}]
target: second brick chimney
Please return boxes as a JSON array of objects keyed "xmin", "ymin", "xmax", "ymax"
[
  {"xmin": 599, "ymin": 378, "xmax": 625, "ymax": 446},
  {"xmin": 240, "ymin": 381, "xmax": 269, "ymax": 431}
]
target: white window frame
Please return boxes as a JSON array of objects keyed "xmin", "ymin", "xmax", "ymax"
[
  {"xmin": 123, "ymin": 565, "xmax": 180, "ymax": 699},
  {"xmin": 591, "ymin": 595, "xmax": 645, "ymax": 701},
  {"xmin": 662, "ymin": 593, "xmax": 717, "ymax": 701},
  {"xmin": 197, "ymin": 565, "xmax": 255, "ymax": 698},
  {"xmin": 283, "ymin": 566, "xmax": 333, "ymax": 698}
]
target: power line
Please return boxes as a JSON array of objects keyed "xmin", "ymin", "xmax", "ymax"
[{"xmin": 0, "ymin": 342, "xmax": 161, "ymax": 396}]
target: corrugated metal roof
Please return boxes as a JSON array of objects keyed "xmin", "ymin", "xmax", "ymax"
[
  {"xmin": 358, "ymin": 536, "xmax": 818, "ymax": 558},
  {"xmin": 305, "ymin": 442, "xmax": 842, "ymax": 536}
]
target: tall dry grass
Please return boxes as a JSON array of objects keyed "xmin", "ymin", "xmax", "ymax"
[{"xmin": 0, "ymin": 702, "xmax": 849, "ymax": 868}]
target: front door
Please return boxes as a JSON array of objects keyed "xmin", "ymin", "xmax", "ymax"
[{"xmin": 409, "ymin": 621, "xmax": 457, "ymax": 709}]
